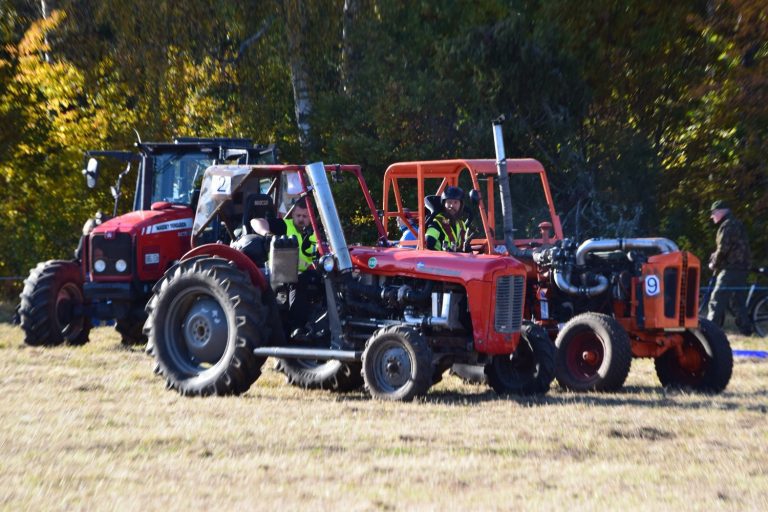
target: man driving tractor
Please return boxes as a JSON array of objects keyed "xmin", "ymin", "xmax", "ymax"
[
  {"xmin": 251, "ymin": 197, "xmax": 320, "ymax": 340},
  {"xmin": 426, "ymin": 186, "xmax": 469, "ymax": 252}
]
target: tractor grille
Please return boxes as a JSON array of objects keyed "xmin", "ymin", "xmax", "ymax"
[
  {"xmin": 494, "ymin": 275, "xmax": 524, "ymax": 333},
  {"xmin": 90, "ymin": 233, "xmax": 132, "ymax": 276}
]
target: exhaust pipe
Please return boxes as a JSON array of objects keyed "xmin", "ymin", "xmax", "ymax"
[
  {"xmin": 253, "ymin": 346, "xmax": 361, "ymax": 362},
  {"xmin": 492, "ymin": 116, "xmax": 529, "ymax": 259},
  {"xmin": 403, "ymin": 292, "xmax": 462, "ymax": 330},
  {"xmin": 553, "ymin": 237, "xmax": 680, "ymax": 297},
  {"xmin": 575, "ymin": 238, "xmax": 679, "ymax": 265},
  {"xmin": 305, "ymin": 162, "xmax": 353, "ymax": 272},
  {"xmin": 553, "ymin": 267, "xmax": 610, "ymax": 298}
]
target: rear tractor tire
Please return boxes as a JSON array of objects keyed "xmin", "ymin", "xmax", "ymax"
[
  {"xmin": 555, "ymin": 312, "xmax": 632, "ymax": 392},
  {"xmin": 654, "ymin": 318, "xmax": 732, "ymax": 393},
  {"xmin": 144, "ymin": 257, "xmax": 266, "ymax": 396},
  {"xmin": 362, "ymin": 325, "xmax": 433, "ymax": 402},
  {"xmin": 19, "ymin": 260, "xmax": 90, "ymax": 346},
  {"xmin": 276, "ymin": 358, "xmax": 364, "ymax": 392},
  {"xmin": 450, "ymin": 363, "xmax": 488, "ymax": 385},
  {"xmin": 486, "ymin": 321, "xmax": 556, "ymax": 395}
]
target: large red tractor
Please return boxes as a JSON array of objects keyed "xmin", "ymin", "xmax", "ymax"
[
  {"xmin": 380, "ymin": 118, "xmax": 732, "ymax": 393},
  {"xmin": 143, "ymin": 158, "xmax": 556, "ymax": 401},
  {"xmin": 18, "ymin": 138, "xmax": 277, "ymax": 347}
]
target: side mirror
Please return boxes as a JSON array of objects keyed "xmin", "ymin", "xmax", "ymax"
[
  {"xmin": 468, "ymin": 189, "xmax": 481, "ymax": 205},
  {"xmin": 83, "ymin": 157, "xmax": 99, "ymax": 189}
]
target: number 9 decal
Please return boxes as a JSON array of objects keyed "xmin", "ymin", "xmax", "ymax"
[{"xmin": 645, "ymin": 275, "xmax": 660, "ymax": 296}]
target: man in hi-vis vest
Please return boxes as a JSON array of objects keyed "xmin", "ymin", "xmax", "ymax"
[
  {"xmin": 252, "ymin": 197, "xmax": 320, "ymax": 339},
  {"xmin": 426, "ymin": 186, "xmax": 468, "ymax": 252}
]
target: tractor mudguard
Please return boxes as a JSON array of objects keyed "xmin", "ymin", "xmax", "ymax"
[{"xmin": 181, "ymin": 243, "xmax": 268, "ymax": 291}]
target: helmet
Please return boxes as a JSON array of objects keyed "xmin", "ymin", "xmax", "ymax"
[{"xmin": 441, "ymin": 186, "xmax": 464, "ymax": 204}]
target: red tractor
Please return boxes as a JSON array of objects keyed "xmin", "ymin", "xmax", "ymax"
[
  {"xmin": 18, "ymin": 137, "xmax": 277, "ymax": 347},
  {"xmin": 381, "ymin": 118, "xmax": 732, "ymax": 393},
  {"xmin": 143, "ymin": 157, "xmax": 556, "ymax": 401}
]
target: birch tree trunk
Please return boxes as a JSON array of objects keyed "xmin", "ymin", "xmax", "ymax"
[
  {"xmin": 341, "ymin": 0, "xmax": 360, "ymax": 96},
  {"xmin": 41, "ymin": 0, "xmax": 50, "ymax": 62},
  {"xmin": 283, "ymin": 0, "xmax": 314, "ymax": 157}
]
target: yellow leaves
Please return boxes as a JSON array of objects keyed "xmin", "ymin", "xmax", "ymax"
[{"xmin": 16, "ymin": 10, "xmax": 66, "ymax": 57}]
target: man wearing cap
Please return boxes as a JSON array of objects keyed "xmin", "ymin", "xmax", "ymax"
[
  {"xmin": 707, "ymin": 200, "xmax": 752, "ymax": 335},
  {"xmin": 426, "ymin": 186, "xmax": 469, "ymax": 252}
]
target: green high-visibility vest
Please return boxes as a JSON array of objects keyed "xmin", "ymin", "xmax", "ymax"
[
  {"xmin": 285, "ymin": 219, "xmax": 317, "ymax": 271},
  {"xmin": 426, "ymin": 214, "xmax": 467, "ymax": 251}
]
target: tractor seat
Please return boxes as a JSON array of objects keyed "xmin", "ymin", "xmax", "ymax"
[
  {"xmin": 242, "ymin": 193, "xmax": 276, "ymax": 234},
  {"xmin": 424, "ymin": 195, "xmax": 443, "ymax": 227}
]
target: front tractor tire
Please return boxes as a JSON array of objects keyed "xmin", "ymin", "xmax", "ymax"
[
  {"xmin": 555, "ymin": 312, "xmax": 632, "ymax": 392},
  {"xmin": 362, "ymin": 325, "xmax": 433, "ymax": 402},
  {"xmin": 144, "ymin": 257, "xmax": 266, "ymax": 397},
  {"xmin": 116, "ymin": 315, "xmax": 148, "ymax": 346},
  {"xmin": 654, "ymin": 318, "xmax": 733, "ymax": 393},
  {"xmin": 486, "ymin": 322, "xmax": 556, "ymax": 395},
  {"xmin": 19, "ymin": 260, "xmax": 90, "ymax": 346}
]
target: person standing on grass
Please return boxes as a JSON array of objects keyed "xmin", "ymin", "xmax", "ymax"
[{"xmin": 707, "ymin": 200, "xmax": 752, "ymax": 335}]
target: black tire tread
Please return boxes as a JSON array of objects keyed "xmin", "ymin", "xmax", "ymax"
[
  {"xmin": 654, "ymin": 318, "xmax": 733, "ymax": 393},
  {"xmin": 275, "ymin": 358, "xmax": 364, "ymax": 392},
  {"xmin": 116, "ymin": 316, "xmax": 148, "ymax": 346},
  {"xmin": 362, "ymin": 324, "xmax": 432, "ymax": 401},
  {"xmin": 485, "ymin": 321, "xmax": 556, "ymax": 395},
  {"xmin": 18, "ymin": 260, "xmax": 90, "ymax": 346},
  {"xmin": 144, "ymin": 257, "xmax": 265, "ymax": 396}
]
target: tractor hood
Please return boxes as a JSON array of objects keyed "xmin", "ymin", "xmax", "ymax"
[
  {"xmin": 91, "ymin": 203, "xmax": 194, "ymax": 237},
  {"xmin": 349, "ymin": 246, "xmax": 526, "ymax": 283}
]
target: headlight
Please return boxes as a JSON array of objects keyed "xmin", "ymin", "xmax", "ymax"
[
  {"xmin": 115, "ymin": 259, "xmax": 128, "ymax": 272},
  {"xmin": 320, "ymin": 254, "xmax": 336, "ymax": 273},
  {"xmin": 94, "ymin": 260, "xmax": 106, "ymax": 272}
]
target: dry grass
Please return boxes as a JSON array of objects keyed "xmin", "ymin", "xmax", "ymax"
[{"xmin": 0, "ymin": 323, "xmax": 766, "ymax": 511}]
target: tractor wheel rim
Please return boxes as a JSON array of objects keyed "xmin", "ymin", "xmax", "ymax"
[
  {"xmin": 165, "ymin": 287, "xmax": 228, "ymax": 373},
  {"xmin": 181, "ymin": 297, "xmax": 227, "ymax": 364},
  {"xmin": 373, "ymin": 341, "xmax": 411, "ymax": 392},
  {"xmin": 677, "ymin": 341, "xmax": 706, "ymax": 376},
  {"xmin": 566, "ymin": 331, "xmax": 605, "ymax": 381},
  {"xmin": 56, "ymin": 283, "xmax": 84, "ymax": 337}
]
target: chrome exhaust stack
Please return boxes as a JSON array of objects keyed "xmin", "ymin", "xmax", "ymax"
[
  {"xmin": 305, "ymin": 161, "xmax": 353, "ymax": 273},
  {"xmin": 492, "ymin": 116, "xmax": 530, "ymax": 259}
]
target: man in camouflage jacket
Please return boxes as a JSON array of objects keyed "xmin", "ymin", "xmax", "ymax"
[{"xmin": 707, "ymin": 200, "xmax": 752, "ymax": 335}]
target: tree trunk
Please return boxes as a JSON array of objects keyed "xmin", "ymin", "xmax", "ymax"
[
  {"xmin": 283, "ymin": 0, "xmax": 314, "ymax": 158},
  {"xmin": 341, "ymin": 0, "xmax": 360, "ymax": 96},
  {"xmin": 40, "ymin": 0, "xmax": 51, "ymax": 62}
]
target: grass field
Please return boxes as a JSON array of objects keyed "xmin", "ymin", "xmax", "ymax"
[{"xmin": 1, "ymin": 321, "xmax": 766, "ymax": 511}]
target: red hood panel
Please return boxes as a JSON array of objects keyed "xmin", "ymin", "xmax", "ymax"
[
  {"xmin": 349, "ymin": 246, "xmax": 525, "ymax": 282},
  {"xmin": 92, "ymin": 206, "xmax": 194, "ymax": 236}
]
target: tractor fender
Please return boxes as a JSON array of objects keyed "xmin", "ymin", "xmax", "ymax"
[{"xmin": 180, "ymin": 244, "xmax": 268, "ymax": 291}]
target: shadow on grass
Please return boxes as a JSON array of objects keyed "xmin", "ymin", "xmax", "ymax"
[{"xmin": 422, "ymin": 384, "xmax": 768, "ymax": 412}]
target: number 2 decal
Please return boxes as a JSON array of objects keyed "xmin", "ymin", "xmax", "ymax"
[
  {"xmin": 645, "ymin": 275, "xmax": 660, "ymax": 296},
  {"xmin": 213, "ymin": 175, "xmax": 231, "ymax": 195}
]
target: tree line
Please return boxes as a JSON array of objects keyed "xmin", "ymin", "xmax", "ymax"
[{"xmin": 1, "ymin": 0, "xmax": 765, "ymax": 294}]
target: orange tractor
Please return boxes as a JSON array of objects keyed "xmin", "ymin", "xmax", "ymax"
[{"xmin": 380, "ymin": 117, "xmax": 732, "ymax": 392}]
